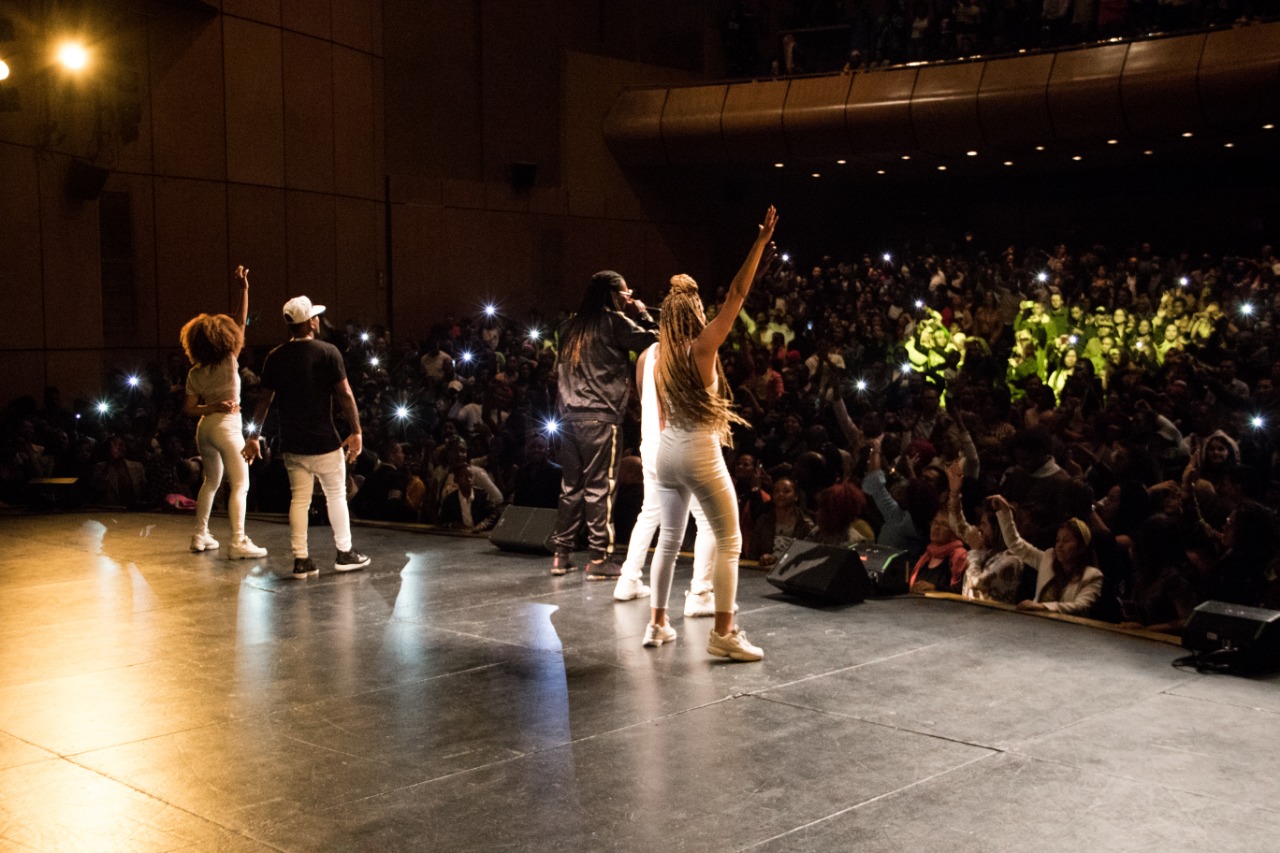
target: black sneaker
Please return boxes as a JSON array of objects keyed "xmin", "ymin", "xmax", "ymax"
[
  {"xmin": 335, "ymin": 549, "xmax": 370, "ymax": 572},
  {"xmin": 292, "ymin": 557, "xmax": 319, "ymax": 579},
  {"xmin": 585, "ymin": 559, "xmax": 622, "ymax": 580},
  {"xmin": 550, "ymin": 552, "xmax": 576, "ymax": 576}
]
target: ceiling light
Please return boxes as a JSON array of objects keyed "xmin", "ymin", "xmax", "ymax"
[
  {"xmin": 937, "ymin": 165, "xmax": 946, "ymax": 171},
  {"xmin": 1181, "ymin": 131, "xmax": 1193, "ymax": 138},
  {"xmin": 1224, "ymin": 142, "xmax": 1235, "ymax": 148},
  {"xmin": 1072, "ymin": 155, "xmax": 1082, "ymax": 161},
  {"xmin": 1034, "ymin": 145, "xmax": 1045, "ymax": 152},
  {"xmin": 811, "ymin": 172, "xmax": 820, "ymax": 178},
  {"xmin": 774, "ymin": 162, "xmax": 784, "ymax": 168},
  {"xmin": 1003, "ymin": 160, "xmax": 1013, "ymax": 166},
  {"xmin": 1264, "ymin": 124, "xmax": 1275, "ymax": 130},
  {"xmin": 966, "ymin": 150, "xmax": 978, "ymax": 157},
  {"xmin": 56, "ymin": 42, "xmax": 89, "ymax": 71},
  {"xmin": 876, "ymin": 169, "xmax": 886, "ymax": 175},
  {"xmin": 1106, "ymin": 139, "xmax": 1118, "ymax": 145},
  {"xmin": 901, "ymin": 155, "xmax": 911, "ymax": 160},
  {"xmin": 1143, "ymin": 149, "xmax": 1153, "ymax": 155},
  {"xmin": 836, "ymin": 159, "xmax": 846, "ymax": 165}
]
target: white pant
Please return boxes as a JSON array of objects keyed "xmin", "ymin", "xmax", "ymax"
[
  {"xmin": 652, "ymin": 427, "xmax": 740, "ymax": 613},
  {"xmin": 195, "ymin": 413, "xmax": 248, "ymax": 542},
  {"xmin": 284, "ymin": 449, "xmax": 352, "ymax": 558},
  {"xmin": 621, "ymin": 459, "xmax": 713, "ymax": 598}
]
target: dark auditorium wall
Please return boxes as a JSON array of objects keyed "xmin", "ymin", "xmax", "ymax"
[
  {"xmin": 382, "ymin": 0, "xmax": 726, "ymax": 332},
  {"xmin": 0, "ymin": 0, "xmax": 384, "ymax": 410}
]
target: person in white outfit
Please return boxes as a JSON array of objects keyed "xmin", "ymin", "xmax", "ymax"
[
  {"xmin": 614, "ymin": 339, "xmax": 716, "ymax": 618},
  {"xmin": 181, "ymin": 265, "xmax": 267, "ymax": 560},
  {"xmin": 644, "ymin": 206, "xmax": 778, "ymax": 661}
]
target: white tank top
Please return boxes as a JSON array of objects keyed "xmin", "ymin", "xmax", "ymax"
[{"xmin": 640, "ymin": 343, "xmax": 660, "ymax": 471}]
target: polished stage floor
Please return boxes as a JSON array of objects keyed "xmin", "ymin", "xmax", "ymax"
[{"xmin": 0, "ymin": 512, "xmax": 1277, "ymax": 852}]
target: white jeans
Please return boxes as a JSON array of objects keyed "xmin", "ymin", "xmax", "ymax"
[
  {"xmin": 195, "ymin": 413, "xmax": 248, "ymax": 542},
  {"xmin": 621, "ymin": 459, "xmax": 713, "ymax": 597},
  {"xmin": 283, "ymin": 449, "xmax": 352, "ymax": 558},
  {"xmin": 652, "ymin": 427, "xmax": 740, "ymax": 613}
]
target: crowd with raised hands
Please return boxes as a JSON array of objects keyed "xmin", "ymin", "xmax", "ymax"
[{"xmin": 2, "ymin": 236, "xmax": 1279, "ymax": 633}]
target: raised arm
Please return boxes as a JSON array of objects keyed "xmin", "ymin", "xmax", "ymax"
[
  {"xmin": 691, "ymin": 206, "xmax": 778, "ymax": 383},
  {"xmin": 233, "ymin": 265, "xmax": 250, "ymax": 329}
]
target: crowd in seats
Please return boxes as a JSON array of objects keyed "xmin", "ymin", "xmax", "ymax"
[
  {"xmin": 2, "ymin": 235, "xmax": 1279, "ymax": 636},
  {"xmin": 721, "ymin": 0, "xmax": 1272, "ymax": 78}
]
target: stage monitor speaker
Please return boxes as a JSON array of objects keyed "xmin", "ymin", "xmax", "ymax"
[
  {"xmin": 490, "ymin": 505, "xmax": 558, "ymax": 554},
  {"xmin": 854, "ymin": 543, "xmax": 910, "ymax": 596},
  {"xmin": 67, "ymin": 160, "xmax": 109, "ymax": 200},
  {"xmin": 766, "ymin": 539, "xmax": 871, "ymax": 605},
  {"xmin": 1182, "ymin": 601, "xmax": 1280, "ymax": 673},
  {"xmin": 510, "ymin": 161, "xmax": 537, "ymax": 190}
]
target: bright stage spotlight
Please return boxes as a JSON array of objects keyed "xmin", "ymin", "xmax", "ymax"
[
  {"xmin": 543, "ymin": 418, "xmax": 559, "ymax": 436},
  {"xmin": 96, "ymin": 401, "xmax": 110, "ymax": 415},
  {"xmin": 360, "ymin": 331, "xmax": 371, "ymax": 343},
  {"xmin": 1250, "ymin": 415, "xmax": 1266, "ymax": 430},
  {"xmin": 460, "ymin": 350, "xmax": 474, "ymax": 364},
  {"xmin": 1036, "ymin": 271, "xmax": 1048, "ymax": 283},
  {"xmin": 369, "ymin": 355, "xmax": 380, "ymax": 367},
  {"xmin": 126, "ymin": 375, "xmax": 140, "ymax": 388},
  {"xmin": 394, "ymin": 405, "xmax": 410, "ymax": 420},
  {"xmin": 528, "ymin": 328, "xmax": 541, "ymax": 342},
  {"xmin": 483, "ymin": 304, "xmax": 497, "ymax": 318},
  {"xmin": 56, "ymin": 41, "xmax": 89, "ymax": 71}
]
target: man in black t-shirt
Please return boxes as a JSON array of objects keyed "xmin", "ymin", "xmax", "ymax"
[{"xmin": 244, "ymin": 295, "xmax": 371, "ymax": 578}]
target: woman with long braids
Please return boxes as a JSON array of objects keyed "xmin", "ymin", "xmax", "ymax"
[
  {"xmin": 181, "ymin": 265, "xmax": 267, "ymax": 559},
  {"xmin": 644, "ymin": 206, "xmax": 778, "ymax": 661},
  {"xmin": 545, "ymin": 270, "xmax": 657, "ymax": 578}
]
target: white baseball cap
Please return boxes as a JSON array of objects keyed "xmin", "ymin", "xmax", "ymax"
[{"xmin": 282, "ymin": 295, "xmax": 325, "ymax": 324}]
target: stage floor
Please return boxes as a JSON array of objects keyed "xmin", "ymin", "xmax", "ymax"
[{"xmin": 0, "ymin": 512, "xmax": 1277, "ymax": 852}]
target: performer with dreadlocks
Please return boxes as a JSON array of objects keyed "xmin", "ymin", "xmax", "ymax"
[
  {"xmin": 546, "ymin": 271, "xmax": 658, "ymax": 578},
  {"xmin": 644, "ymin": 206, "xmax": 778, "ymax": 661}
]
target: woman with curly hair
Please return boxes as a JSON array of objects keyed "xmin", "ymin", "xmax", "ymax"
[
  {"xmin": 180, "ymin": 265, "xmax": 267, "ymax": 559},
  {"xmin": 644, "ymin": 206, "xmax": 777, "ymax": 661}
]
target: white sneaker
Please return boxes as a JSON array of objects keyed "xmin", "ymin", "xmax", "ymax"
[
  {"xmin": 229, "ymin": 538, "xmax": 268, "ymax": 560},
  {"xmin": 613, "ymin": 576, "xmax": 650, "ymax": 601},
  {"xmin": 707, "ymin": 626, "xmax": 763, "ymax": 662},
  {"xmin": 643, "ymin": 622, "xmax": 677, "ymax": 647},
  {"xmin": 191, "ymin": 532, "xmax": 219, "ymax": 552},
  {"xmin": 683, "ymin": 590, "xmax": 738, "ymax": 618}
]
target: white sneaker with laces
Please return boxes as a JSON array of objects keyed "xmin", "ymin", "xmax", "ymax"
[
  {"xmin": 229, "ymin": 538, "xmax": 268, "ymax": 560},
  {"xmin": 191, "ymin": 532, "xmax": 219, "ymax": 552},
  {"xmin": 613, "ymin": 576, "xmax": 650, "ymax": 601},
  {"xmin": 707, "ymin": 626, "xmax": 763, "ymax": 662},
  {"xmin": 683, "ymin": 589, "xmax": 737, "ymax": 618},
  {"xmin": 643, "ymin": 622, "xmax": 678, "ymax": 647}
]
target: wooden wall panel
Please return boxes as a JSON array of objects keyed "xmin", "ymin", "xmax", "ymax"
[
  {"xmin": 223, "ymin": 0, "xmax": 281, "ymax": 26},
  {"xmin": 1047, "ymin": 44, "xmax": 1128, "ymax": 144},
  {"xmin": 979, "ymin": 54, "xmax": 1055, "ymax": 150},
  {"xmin": 721, "ymin": 80, "xmax": 790, "ymax": 166},
  {"xmin": 40, "ymin": 156, "xmax": 102, "ymax": 351},
  {"xmin": 913, "ymin": 62, "xmax": 986, "ymax": 153},
  {"xmin": 285, "ymin": 190, "xmax": 337, "ymax": 317},
  {"xmin": 847, "ymin": 69, "xmax": 918, "ymax": 157},
  {"xmin": 0, "ymin": 353, "xmax": 47, "ymax": 406},
  {"xmin": 224, "ymin": 17, "xmax": 284, "ymax": 187},
  {"xmin": 1122, "ymin": 33, "xmax": 1207, "ymax": 138},
  {"xmin": 151, "ymin": 13, "xmax": 225, "ymax": 179},
  {"xmin": 660, "ymin": 85, "xmax": 728, "ymax": 166},
  {"xmin": 333, "ymin": 46, "xmax": 378, "ymax": 199},
  {"xmin": 783, "ymin": 74, "xmax": 855, "ymax": 163},
  {"xmin": 1199, "ymin": 25, "xmax": 1280, "ymax": 131},
  {"xmin": 227, "ymin": 185, "xmax": 289, "ymax": 347},
  {"xmin": 283, "ymin": 33, "xmax": 335, "ymax": 193},
  {"xmin": 603, "ymin": 89, "xmax": 671, "ymax": 167},
  {"xmin": 282, "ymin": 0, "xmax": 331, "ymax": 40},
  {"xmin": 0, "ymin": 144, "xmax": 45, "ymax": 350},
  {"xmin": 153, "ymin": 178, "xmax": 228, "ymax": 347},
  {"xmin": 334, "ymin": 197, "xmax": 381, "ymax": 323},
  {"xmin": 332, "ymin": 0, "xmax": 375, "ymax": 54}
]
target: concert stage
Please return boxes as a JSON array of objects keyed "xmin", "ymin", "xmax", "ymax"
[{"xmin": 0, "ymin": 512, "xmax": 1276, "ymax": 851}]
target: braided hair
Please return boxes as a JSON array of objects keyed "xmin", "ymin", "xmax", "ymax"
[{"xmin": 655, "ymin": 275, "xmax": 747, "ymax": 447}]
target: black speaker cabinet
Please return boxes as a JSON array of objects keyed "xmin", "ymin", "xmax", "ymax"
[
  {"xmin": 490, "ymin": 505, "xmax": 558, "ymax": 554},
  {"xmin": 854, "ymin": 543, "xmax": 910, "ymax": 596},
  {"xmin": 766, "ymin": 540, "xmax": 871, "ymax": 605},
  {"xmin": 1183, "ymin": 601, "xmax": 1280, "ymax": 672}
]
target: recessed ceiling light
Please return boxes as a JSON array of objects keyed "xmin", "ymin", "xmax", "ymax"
[
  {"xmin": 901, "ymin": 155, "xmax": 911, "ymax": 160},
  {"xmin": 1106, "ymin": 139, "xmax": 1118, "ymax": 145},
  {"xmin": 937, "ymin": 165, "xmax": 947, "ymax": 171},
  {"xmin": 1224, "ymin": 142, "xmax": 1235, "ymax": 148},
  {"xmin": 966, "ymin": 150, "xmax": 978, "ymax": 157},
  {"xmin": 1182, "ymin": 131, "xmax": 1193, "ymax": 138},
  {"xmin": 836, "ymin": 159, "xmax": 847, "ymax": 165},
  {"xmin": 1264, "ymin": 124, "xmax": 1275, "ymax": 130},
  {"xmin": 811, "ymin": 172, "xmax": 820, "ymax": 178},
  {"xmin": 876, "ymin": 169, "xmax": 886, "ymax": 175},
  {"xmin": 1003, "ymin": 160, "xmax": 1013, "ymax": 166},
  {"xmin": 1072, "ymin": 155, "xmax": 1082, "ymax": 161},
  {"xmin": 1143, "ymin": 149, "xmax": 1154, "ymax": 155},
  {"xmin": 1034, "ymin": 145, "xmax": 1046, "ymax": 152}
]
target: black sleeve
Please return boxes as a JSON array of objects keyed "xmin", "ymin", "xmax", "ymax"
[
  {"xmin": 327, "ymin": 343, "xmax": 347, "ymax": 385},
  {"xmin": 259, "ymin": 351, "xmax": 278, "ymax": 392},
  {"xmin": 610, "ymin": 311, "xmax": 659, "ymax": 353}
]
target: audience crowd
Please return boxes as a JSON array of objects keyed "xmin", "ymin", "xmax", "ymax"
[
  {"xmin": 3, "ymin": 235, "xmax": 1279, "ymax": 635},
  {"xmin": 722, "ymin": 0, "xmax": 1273, "ymax": 78}
]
